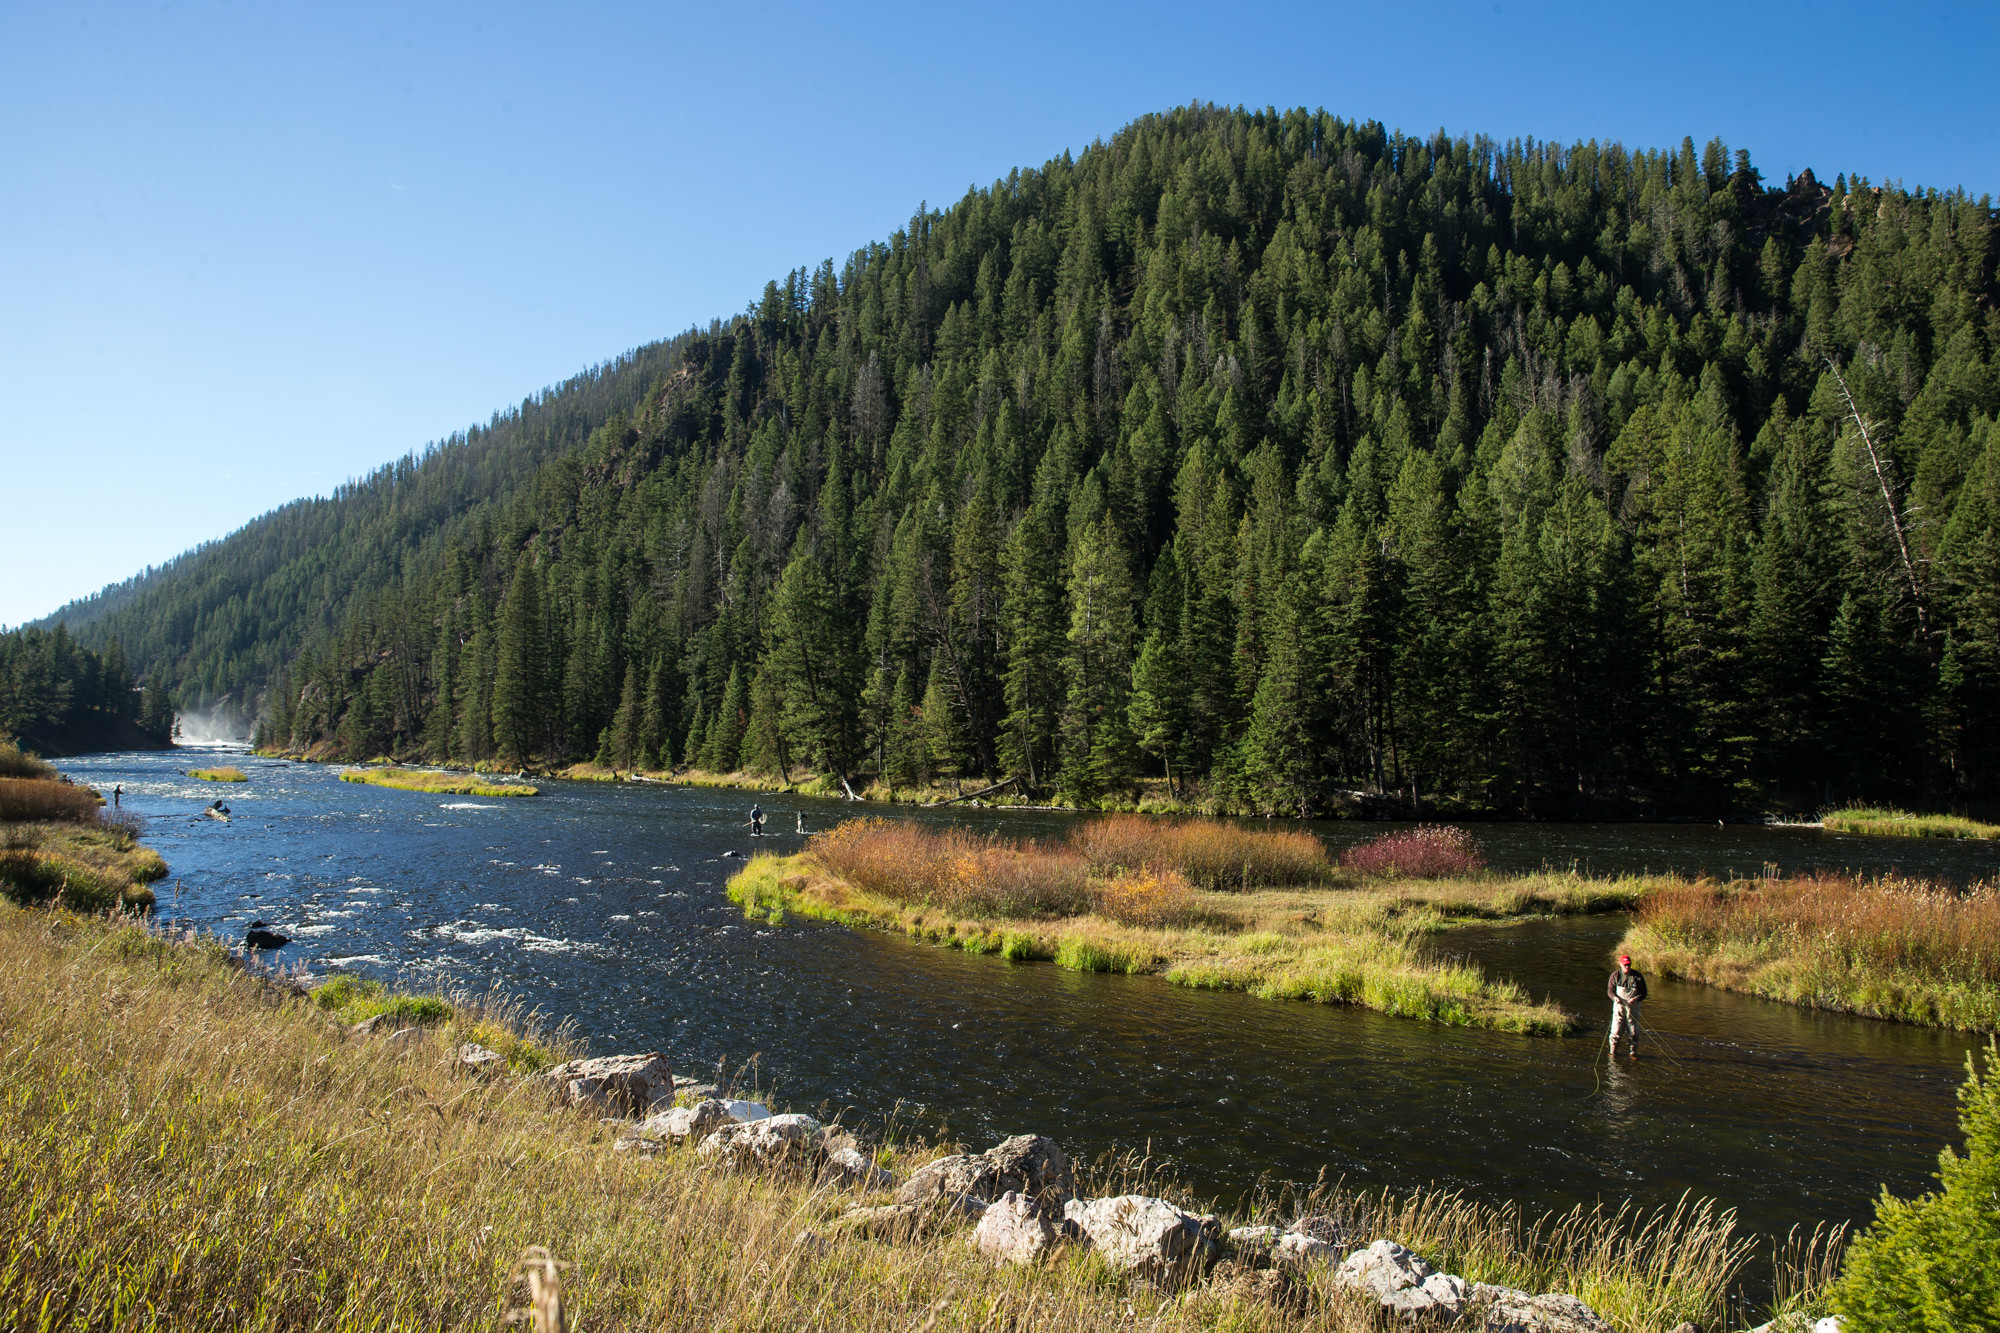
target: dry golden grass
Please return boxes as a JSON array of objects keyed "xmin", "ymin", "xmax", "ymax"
[
  {"xmin": 1068, "ymin": 813, "xmax": 1333, "ymax": 889},
  {"xmin": 0, "ymin": 902, "xmax": 1798, "ymax": 1333},
  {"xmin": 0, "ymin": 775, "xmax": 102, "ymax": 822},
  {"xmin": 1623, "ymin": 873, "xmax": 2000, "ymax": 1031}
]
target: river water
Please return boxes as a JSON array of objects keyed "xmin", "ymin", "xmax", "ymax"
[{"xmin": 57, "ymin": 747, "xmax": 1999, "ymax": 1242}]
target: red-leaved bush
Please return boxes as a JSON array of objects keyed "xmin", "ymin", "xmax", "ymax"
[{"xmin": 1338, "ymin": 825, "xmax": 1488, "ymax": 878}]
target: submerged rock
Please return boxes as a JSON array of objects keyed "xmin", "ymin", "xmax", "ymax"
[
  {"xmin": 1062, "ymin": 1195, "xmax": 1220, "ymax": 1281},
  {"xmin": 544, "ymin": 1052, "xmax": 676, "ymax": 1116},
  {"xmin": 972, "ymin": 1191, "xmax": 1057, "ymax": 1265}
]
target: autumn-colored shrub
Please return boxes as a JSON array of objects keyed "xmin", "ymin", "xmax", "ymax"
[
  {"xmin": 1089, "ymin": 867, "xmax": 1216, "ymax": 929},
  {"xmin": 812, "ymin": 818, "xmax": 1091, "ymax": 918},
  {"xmin": 1068, "ymin": 813, "xmax": 1331, "ymax": 890},
  {"xmin": 0, "ymin": 778, "xmax": 101, "ymax": 824},
  {"xmin": 1339, "ymin": 825, "xmax": 1488, "ymax": 878}
]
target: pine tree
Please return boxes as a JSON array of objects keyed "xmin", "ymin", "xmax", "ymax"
[
  {"xmin": 492, "ymin": 561, "xmax": 550, "ymax": 765},
  {"xmin": 1058, "ymin": 514, "xmax": 1138, "ymax": 802}
]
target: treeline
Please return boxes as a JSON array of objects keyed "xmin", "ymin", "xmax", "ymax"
[
  {"xmin": 63, "ymin": 104, "xmax": 2000, "ymax": 813},
  {"xmin": 0, "ymin": 626, "xmax": 173, "ymax": 755}
]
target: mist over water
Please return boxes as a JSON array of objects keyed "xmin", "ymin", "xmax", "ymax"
[
  {"xmin": 172, "ymin": 708, "xmax": 252, "ymax": 746},
  {"xmin": 53, "ymin": 747, "xmax": 1998, "ymax": 1242}
]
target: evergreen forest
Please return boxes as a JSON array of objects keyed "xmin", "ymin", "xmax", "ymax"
[
  {"xmin": 38, "ymin": 105, "xmax": 2000, "ymax": 815},
  {"xmin": 0, "ymin": 625, "xmax": 174, "ymax": 755}
]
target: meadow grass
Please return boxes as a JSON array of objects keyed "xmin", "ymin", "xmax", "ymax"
[
  {"xmin": 1820, "ymin": 805, "xmax": 2000, "ymax": 840},
  {"xmin": 0, "ymin": 812, "xmax": 167, "ymax": 910},
  {"xmin": 1621, "ymin": 873, "xmax": 2000, "ymax": 1031},
  {"xmin": 0, "ymin": 900, "xmax": 1803, "ymax": 1333},
  {"xmin": 0, "ymin": 775, "xmax": 103, "ymax": 822},
  {"xmin": 189, "ymin": 765, "xmax": 249, "ymax": 782},
  {"xmin": 340, "ymin": 766, "xmax": 539, "ymax": 797},
  {"xmin": 0, "ymin": 739, "xmax": 57, "ymax": 780},
  {"xmin": 730, "ymin": 845, "xmax": 1596, "ymax": 1034}
]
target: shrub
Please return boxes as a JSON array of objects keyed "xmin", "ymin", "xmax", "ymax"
[
  {"xmin": 1340, "ymin": 825, "xmax": 1488, "ymax": 878},
  {"xmin": 811, "ymin": 818, "xmax": 1091, "ymax": 918},
  {"xmin": 1068, "ymin": 813, "xmax": 1331, "ymax": 890},
  {"xmin": 1090, "ymin": 867, "xmax": 1213, "ymax": 928},
  {"xmin": 0, "ymin": 741, "xmax": 55, "ymax": 781},
  {"xmin": 0, "ymin": 778, "xmax": 101, "ymax": 824},
  {"xmin": 1832, "ymin": 1040, "xmax": 1999, "ymax": 1329},
  {"xmin": 311, "ymin": 975, "xmax": 454, "ymax": 1026}
]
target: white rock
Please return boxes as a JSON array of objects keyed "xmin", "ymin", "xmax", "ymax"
[
  {"xmin": 721, "ymin": 1098, "xmax": 770, "ymax": 1123},
  {"xmin": 1271, "ymin": 1231, "xmax": 1340, "ymax": 1270},
  {"xmin": 1472, "ymin": 1284, "xmax": 1616, "ymax": 1333},
  {"xmin": 696, "ymin": 1112, "xmax": 822, "ymax": 1170},
  {"xmin": 1336, "ymin": 1239, "xmax": 1469, "ymax": 1317},
  {"xmin": 973, "ymin": 1191, "xmax": 1056, "ymax": 1265},
  {"xmin": 639, "ymin": 1098, "xmax": 732, "ymax": 1143},
  {"xmin": 1815, "ymin": 1319, "xmax": 1843, "ymax": 1333},
  {"xmin": 824, "ymin": 1145, "xmax": 894, "ymax": 1190},
  {"xmin": 543, "ymin": 1052, "xmax": 676, "ymax": 1115},
  {"xmin": 1062, "ymin": 1195, "xmax": 1216, "ymax": 1277},
  {"xmin": 458, "ymin": 1042, "xmax": 506, "ymax": 1073},
  {"xmin": 1227, "ymin": 1224, "xmax": 1281, "ymax": 1257}
]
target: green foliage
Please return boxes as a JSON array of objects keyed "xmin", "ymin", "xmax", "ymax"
[
  {"xmin": 0, "ymin": 627, "xmax": 165, "ymax": 754},
  {"xmin": 1832, "ymin": 1041, "xmax": 2000, "ymax": 1331},
  {"xmin": 33, "ymin": 107, "xmax": 2000, "ymax": 811}
]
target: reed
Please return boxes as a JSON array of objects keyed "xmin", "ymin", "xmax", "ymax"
[
  {"xmin": 0, "ymin": 776, "xmax": 102, "ymax": 823},
  {"xmin": 0, "ymin": 900, "xmax": 1793, "ymax": 1333},
  {"xmin": 1622, "ymin": 873, "xmax": 2000, "ymax": 1030},
  {"xmin": 340, "ymin": 767, "xmax": 540, "ymax": 797},
  {"xmin": 1820, "ymin": 805, "xmax": 1999, "ymax": 840}
]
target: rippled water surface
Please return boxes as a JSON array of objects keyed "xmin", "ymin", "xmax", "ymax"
[{"xmin": 59, "ymin": 747, "xmax": 1999, "ymax": 1240}]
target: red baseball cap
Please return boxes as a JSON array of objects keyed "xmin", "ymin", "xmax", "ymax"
[{"xmin": 1618, "ymin": 954, "xmax": 1632, "ymax": 964}]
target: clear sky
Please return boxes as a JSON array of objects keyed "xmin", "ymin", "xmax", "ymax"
[{"xmin": 3, "ymin": 0, "xmax": 1996, "ymax": 628}]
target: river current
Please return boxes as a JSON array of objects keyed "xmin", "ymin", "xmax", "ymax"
[{"xmin": 56, "ymin": 747, "xmax": 1999, "ymax": 1241}]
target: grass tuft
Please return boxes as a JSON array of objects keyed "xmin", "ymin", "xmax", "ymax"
[
  {"xmin": 1820, "ymin": 805, "xmax": 1999, "ymax": 840},
  {"xmin": 189, "ymin": 765, "xmax": 249, "ymax": 782},
  {"xmin": 340, "ymin": 767, "xmax": 539, "ymax": 797}
]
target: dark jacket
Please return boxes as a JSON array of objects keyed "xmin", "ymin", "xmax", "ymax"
[{"xmin": 1607, "ymin": 968, "xmax": 1648, "ymax": 1002}]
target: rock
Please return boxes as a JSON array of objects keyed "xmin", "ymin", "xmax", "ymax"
[
  {"xmin": 1271, "ymin": 1232, "xmax": 1340, "ymax": 1271},
  {"xmin": 639, "ymin": 1098, "xmax": 732, "ymax": 1143},
  {"xmin": 673, "ymin": 1080, "xmax": 721, "ymax": 1103},
  {"xmin": 386, "ymin": 1027, "xmax": 421, "ymax": 1045},
  {"xmin": 720, "ymin": 1097, "xmax": 770, "ymax": 1123},
  {"xmin": 612, "ymin": 1132, "xmax": 669, "ymax": 1154},
  {"xmin": 1288, "ymin": 1213, "xmax": 1349, "ymax": 1246},
  {"xmin": 1062, "ymin": 1195, "xmax": 1220, "ymax": 1282},
  {"xmin": 1467, "ymin": 1286, "xmax": 1617, "ymax": 1333},
  {"xmin": 895, "ymin": 1134, "xmax": 1074, "ymax": 1209},
  {"xmin": 834, "ymin": 1202, "xmax": 926, "ymax": 1241},
  {"xmin": 351, "ymin": 1013, "xmax": 389, "ymax": 1035},
  {"xmin": 1334, "ymin": 1239, "xmax": 1469, "ymax": 1318},
  {"xmin": 459, "ymin": 1043, "xmax": 506, "ymax": 1074},
  {"xmin": 1227, "ymin": 1224, "xmax": 1281, "ymax": 1260},
  {"xmin": 822, "ymin": 1145, "xmax": 894, "ymax": 1191},
  {"xmin": 1816, "ymin": 1320, "xmax": 1842, "ymax": 1333},
  {"xmin": 972, "ymin": 1191, "xmax": 1057, "ymax": 1265},
  {"xmin": 543, "ymin": 1052, "xmax": 676, "ymax": 1116},
  {"xmin": 696, "ymin": 1112, "xmax": 824, "ymax": 1170}
]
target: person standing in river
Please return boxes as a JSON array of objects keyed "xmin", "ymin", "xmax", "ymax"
[
  {"xmin": 749, "ymin": 803, "xmax": 765, "ymax": 837},
  {"xmin": 1607, "ymin": 953, "xmax": 1647, "ymax": 1058}
]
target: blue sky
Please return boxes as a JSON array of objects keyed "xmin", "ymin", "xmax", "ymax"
[{"xmin": 3, "ymin": 0, "xmax": 1997, "ymax": 627}]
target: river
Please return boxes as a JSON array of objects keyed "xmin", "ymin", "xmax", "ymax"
[{"xmin": 56, "ymin": 747, "xmax": 1999, "ymax": 1242}]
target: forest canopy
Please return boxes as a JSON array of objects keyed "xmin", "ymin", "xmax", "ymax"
[{"xmin": 42, "ymin": 105, "xmax": 2000, "ymax": 814}]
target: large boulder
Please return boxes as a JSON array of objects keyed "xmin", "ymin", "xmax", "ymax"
[
  {"xmin": 696, "ymin": 1112, "xmax": 823, "ymax": 1170},
  {"xmin": 1335, "ymin": 1239, "xmax": 1470, "ymax": 1318},
  {"xmin": 543, "ymin": 1052, "xmax": 675, "ymax": 1115},
  {"xmin": 973, "ymin": 1191, "xmax": 1058, "ymax": 1265},
  {"xmin": 895, "ymin": 1134, "xmax": 1074, "ymax": 1209},
  {"xmin": 1062, "ymin": 1195, "xmax": 1220, "ymax": 1282},
  {"xmin": 1468, "ymin": 1285, "xmax": 1616, "ymax": 1333}
]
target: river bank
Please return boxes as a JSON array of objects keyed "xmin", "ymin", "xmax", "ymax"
[
  {"xmin": 0, "ymin": 899, "xmax": 1851, "ymax": 1332},
  {"xmin": 0, "ymin": 743, "xmax": 167, "ymax": 910}
]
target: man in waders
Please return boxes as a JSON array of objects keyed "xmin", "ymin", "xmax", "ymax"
[
  {"xmin": 749, "ymin": 803, "xmax": 766, "ymax": 837},
  {"xmin": 1607, "ymin": 953, "xmax": 1647, "ymax": 1058}
]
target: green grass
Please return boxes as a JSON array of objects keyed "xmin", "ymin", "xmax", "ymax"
[
  {"xmin": 308, "ymin": 974, "xmax": 562, "ymax": 1072},
  {"xmin": 340, "ymin": 766, "xmax": 539, "ymax": 797},
  {"xmin": 189, "ymin": 766, "xmax": 249, "ymax": 782},
  {"xmin": 1821, "ymin": 806, "xmax": 2000, "ymax": 840},
  {"xmin": 729, "ymin": 853, "xmax": 1577, "ymax": 1034}
]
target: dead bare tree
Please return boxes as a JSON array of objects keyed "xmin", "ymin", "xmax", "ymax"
[{"xmin": 1826, "ymin": 357, "xmax": 1930, "ymax": 642}]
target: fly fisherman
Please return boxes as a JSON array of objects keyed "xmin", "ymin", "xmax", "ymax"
[
  {"xmin": 1607, "ymin": 953, "xmax": 1647, "ymax": 1058},
  {"xmin": 748, "ymin": 803, "xmax": 766, "ymax": 837}
]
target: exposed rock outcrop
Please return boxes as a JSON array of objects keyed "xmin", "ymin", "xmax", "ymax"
[{"xmin": 543, "ymin": 1052, "xmax": 675, "ymax": 1115}]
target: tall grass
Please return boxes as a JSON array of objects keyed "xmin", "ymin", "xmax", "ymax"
[
  {"xmin": 1625, "ymin": 873, "xmax": 2000, "ymax": 1030},
  {"xmin": 0, "ymin": 901, "xmax": 1797, "ymax": 1333},
  {"xmin": 0, "ymin": 776, "xmax": 102, "ymax": 823},
  {"xmin": 811, "ymin": 818, "xmax": 1092, "ymax": 917},
  {"xmin": 340, "ymin": 767, "xmax": 540, "ymax": 797},
  {"xmin": 1338, "ymin": 825, "xmax": 1488, "ymax": 878},
  {"xmin": 0, "ymin": 739, "xmax": 57, "ymax": 780},
  {"xmin": 1820, "ymin": 805, "xmax": 1999, "ymax": 840},
  {"xmin": 1067, "ymin": 813, "xmax": 1332, "ymax": 889}
]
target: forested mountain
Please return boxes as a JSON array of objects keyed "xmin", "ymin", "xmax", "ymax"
[
  {"xmin": 51, "ymin": 105, "xmax": 2000, "ymax": 814},
  {"xmin": 0, "ymin": 625, "xmax": 173, "ymax": 755}
]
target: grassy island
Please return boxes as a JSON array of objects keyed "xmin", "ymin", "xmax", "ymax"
[
  {"xmin": 189, "ymin": 765, "xmax": 249, "ymax": 782},
  {"xmin": 1620, "ymin": 873, "xmax": 2000, "ymax": 1031},
  {"xmin": 1820, "ymin": 806, "xmax": 2000, "ymax": 840},
  {"xmin": 340, "ymin": 767, "xmax": 538, "ymax": 797},
  {"xmin": 728, "ymin": 817, "xmax": 1660, "ymax": 1035}
]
